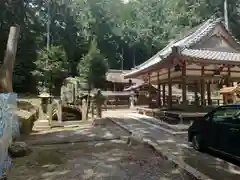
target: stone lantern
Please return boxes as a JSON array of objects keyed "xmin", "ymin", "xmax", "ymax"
[{"xmin": 39, "ymin": 92, "xmax": 53, "ymax": 114}]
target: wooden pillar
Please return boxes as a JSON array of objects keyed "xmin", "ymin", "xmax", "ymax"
[
  {"xmin": 219, "ymin": 80, "xmax": 223, "ymax": 89},
  {"xmin": 113, "ymin": 83, "xmax": 116, "ymax": 91},
  {"xmin": 200, "ymin": 65, "xmax": 205, "ymax": 106},
  {"xmin": 162, "ymin": 84, "xmax": 166, "ymax": 106},
  {"xmin": 182, "ymin": 61, "xmax": 187, "ymax": 105},
  {"xmin": 157, "ymin": 72, "xmax": 161, "ymax": 107},
  {"xmin": 148, "ymin": 73, "xmax": 151, "ymax": 108},
  {"xmin": 207, "ymin": 81, "xmax": 212, "ymax": 106},
  {"xmin": 194, "ymin": 81, "xmax": 199, "ymax": 106},
  {"xmin": 227, "ymin": 65, "xmax": 231, "ymax": 86},
  {"xmin": 168, "ymin": 68, "xmax": 172, "ymax": 108}
]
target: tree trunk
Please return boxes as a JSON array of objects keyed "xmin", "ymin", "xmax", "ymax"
[{"xmin": 0, "ymin": 26, "xmax": 20, "ymax": 93}]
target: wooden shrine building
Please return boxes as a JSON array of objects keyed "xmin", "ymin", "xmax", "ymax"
[
  {"xmin": 104, "ymin": 69, "xmax": 142, "ymax": 91},
  {"xmin": 124, "ymin": 17, "xmax": 240, "ymax": 108}
]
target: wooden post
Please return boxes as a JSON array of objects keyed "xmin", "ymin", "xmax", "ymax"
[
  {"xmin": 157, "ymin": 72, "xmax": 161, "ymax": 107},
  {"xmin": 200, "ymin": 65, "xmax": 205, "ymax": 106},
  {"xmin": 182, "ymin": 61, "xmax": 187, "ymax": 105},
  {"xmin": 148, "ymin": 73, "xmax": 151, "ymax": 108},
  {"xmin": 168, "ymin": 68, "xmax": 172, "ymax": 108},
  {"xmin": 162, "ymin": 84, "xmax": 166, "ymax": 106},
  {"xmin": 159, "ymin": 84, "xmax": 162, "ymax": 107},
  {"xmin": 194, "ymin": 81, "xmax": 199, "ymax": 106},
  {"xmin": 0, "ymin": 26, "xmax": 20, "ymax": 92},
  {"xmin": 113, "ymin": 83, "xmax": 116, "ymax": 91},
  {"xmin": 227, "ymin": 65, "xmax": 231, "ymax": 86},
  {"xmin": 207, "ymin": 81, "xmax": 212, "ymax": 105}
]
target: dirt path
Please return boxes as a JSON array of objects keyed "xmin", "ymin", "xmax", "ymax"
[
  {"xmin": 9, "ymin": 121, "xmax": 191, "ymax": 180},
  {"xmin": 9, "ymin": 140, "xmax": 186, "ymax": 180}
]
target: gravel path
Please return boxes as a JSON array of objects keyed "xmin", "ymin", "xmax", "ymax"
[{"xmin": 9, "ymin": 140, "xmax": 187, "ymax": 180}]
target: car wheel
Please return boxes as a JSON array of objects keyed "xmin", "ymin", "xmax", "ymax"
[{"xmin": 192, "ymin": 134, "xmax": 204, "ymax": 151}]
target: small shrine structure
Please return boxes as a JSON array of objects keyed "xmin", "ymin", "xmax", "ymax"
[
  {"xmin": 220, "ymin": 85, "xmax": 240, "ymax": 104},
  {"xmin": 105, "ymin": 69, "xmax": 142, "ymax": 91},
  {"xmin": 124, "ymin": 17, "xmax": 240, "ymax": 108},
  {"xmin": 124, "ymin": 82, "xmax": 158, "ymax": 106}
]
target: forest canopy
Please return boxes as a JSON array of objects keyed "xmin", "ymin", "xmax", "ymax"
[{"xmin": 0, "ymin": 0, "xmax": 239, "ymax": 93}]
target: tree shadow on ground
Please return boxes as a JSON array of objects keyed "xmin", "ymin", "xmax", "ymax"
[
  {"xmin": 9, "ymin": 140, "xmax": 186, "ymax": 180},
  {"xmin": 23, "ymin": 121, "xmax": 130, "ymax": 146}
]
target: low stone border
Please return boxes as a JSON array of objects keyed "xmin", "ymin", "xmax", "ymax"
[{"xmin": 107, "ymin": 117, "xmax": 212, "ymax": 180}]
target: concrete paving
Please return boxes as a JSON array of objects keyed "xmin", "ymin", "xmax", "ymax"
[{"xmin": 103, "ymin": 110, "xmax": 240, "ymax": 180}]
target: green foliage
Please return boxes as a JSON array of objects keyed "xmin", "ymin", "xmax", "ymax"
[
  {"xmin": 33, "ymin": 45, "xmax": 69, "ymax": 93},
  {"xmin": 78, "ymin": 39, "xmax": 109, "ymax": 88}
]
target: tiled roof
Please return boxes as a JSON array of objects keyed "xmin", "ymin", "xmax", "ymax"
[
  {"xmin": 124, "ymin": 17, "xmax": 240, "ymax": 78},
  {"xmin": 182, "ymin": 49, "xmax": 240, "ymax": 62},
  {"xmin": 106, "ymin": 69, "xmax": 143, "ymax": 83}
]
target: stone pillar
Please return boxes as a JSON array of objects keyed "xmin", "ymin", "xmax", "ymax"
[
  {"xmin": 57, "ymin": 99, "xmax": 62, "ymax": 124},
  {"xmin": 82, "ymin": 99, "xmax": 88, "ymax": 120}
]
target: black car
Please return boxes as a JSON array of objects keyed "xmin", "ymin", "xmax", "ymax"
[{"xmin": 188, "ymin": 104, "xmax": 240, "ymax": 160}]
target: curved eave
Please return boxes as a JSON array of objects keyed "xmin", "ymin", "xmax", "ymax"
[
  {"xmin": 182, "ymin": 49, "xmax": 240, "ymax": 65},
  {"xmin": 124, "ymin": 53, "xmax": 162, "ymax": 78},
  {"xmin": 124, "ymin": 54, "xmax": 174, "ymax": 79}
]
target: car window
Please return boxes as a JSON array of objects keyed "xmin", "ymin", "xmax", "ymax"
[{"xmin": 212, "ymin": 106, "xmax": 240, "ymax": 122}]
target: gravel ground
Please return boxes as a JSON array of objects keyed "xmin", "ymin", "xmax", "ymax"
[{"xmin": 9, "ymin": 140, "xmax": 189, "ymax": 180}]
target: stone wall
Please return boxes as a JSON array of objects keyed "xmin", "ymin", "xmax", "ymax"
[{"xmin": 0, "ymin": 93, "xmax": 19, "ymax": 178}]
